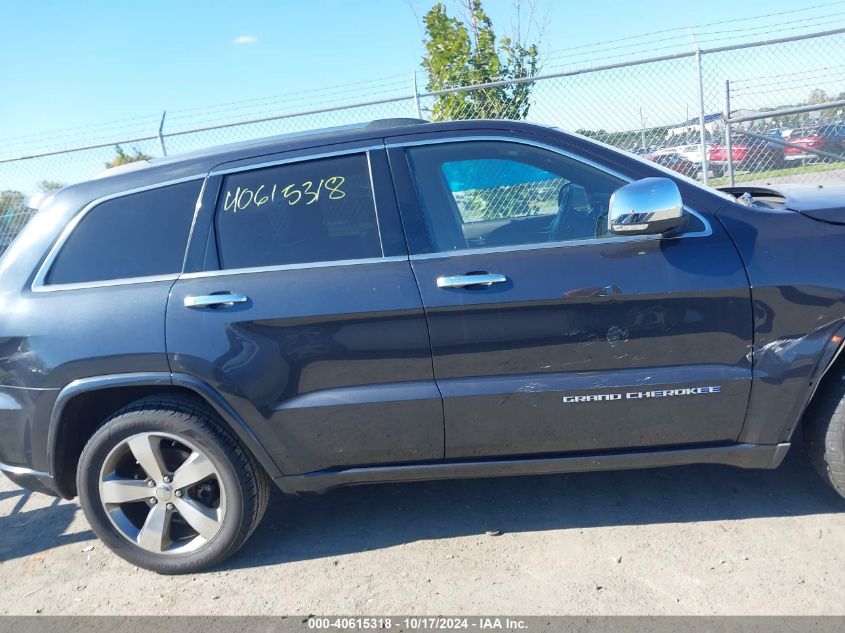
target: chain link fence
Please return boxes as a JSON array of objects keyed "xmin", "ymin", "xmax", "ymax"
[{"xmin": 2, "ymin": 27, "xmax": 844, "ymax": 252}]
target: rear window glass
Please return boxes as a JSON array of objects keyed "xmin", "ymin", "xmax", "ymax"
[
  {"xmin": 47, "ymin": 180, "xmax": 201, "ymax": 285},
  {"xmin": 214, "ymin": 153, "xmax": 382, "ymax": 269}
]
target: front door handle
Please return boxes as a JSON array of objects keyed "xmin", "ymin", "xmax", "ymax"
[
  {"xmin": 436, "ymin": 273, "xmax": 508, "ymax": 289},
  {"xmin": 184, "ymin": 293, "xmax": 249, "ymax": 309}
]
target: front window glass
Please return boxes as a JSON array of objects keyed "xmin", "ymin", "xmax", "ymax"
[{"xmin": 408, "ymin": 141, "xmax": 625, "ymax": 252}]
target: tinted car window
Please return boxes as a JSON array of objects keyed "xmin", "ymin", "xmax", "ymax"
[
  {"xmin": 47, "ymin": 180, "xmax": 201, "ymax": 285},
  {"xmin": 407, "ymin": 141, "xmax": 625, "ymax": 252},
  {"xmin": 215, "ymin": 153, "xmax": 382, "ymax": 269},
  {"xmin": 441, "ymin": 158, "xmax": 565, "ymax": 223}
]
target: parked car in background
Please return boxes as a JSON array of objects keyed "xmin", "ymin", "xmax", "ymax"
[
  {"xmin": 784, "ymin": 124, "xmax": 845, "ymax": 161},
  {"xmin": 673, "ymin": 144, "xmax": 707, "ymax": 164},
  {"xmin": 709, "ymin": 134, "xmax": 784, "ymax": 175},
  {"xmin": 762, "ymin": 127, "xmax": 793, "ymax": 139},
  {"xmin": 646, "ymin": 151, "xmax": 702, "ymax": 178}
]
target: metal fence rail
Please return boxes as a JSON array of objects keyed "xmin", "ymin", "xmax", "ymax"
[{"xmin": 2, "ymin": 26, "xmax": 844, "ymax": 252}]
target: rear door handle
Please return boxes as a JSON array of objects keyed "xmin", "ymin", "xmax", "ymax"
[
  {"xmin": 436, "ymin": 274, "xmax": 508, "ymax": 289},
  {"xmin": 184, "ymin": 293, "xmax": 249, "ymax": 309}
]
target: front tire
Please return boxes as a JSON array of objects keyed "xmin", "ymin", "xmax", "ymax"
[
  {"xmin": 804, "ymin": 368, "xmax": 845, "ymax": 500},
  {"xmin": 77, "ymin": 395, "xmax": 270, "ymax": 574}
]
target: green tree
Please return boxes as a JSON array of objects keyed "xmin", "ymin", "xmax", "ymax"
[
  {"xmin": 105, "ymin": 145, "xmax": 152, "ymax": 169},
  {"xmin": 0, "ymin": 190, "xmax": 24, "ymax": 215},
  {"xmin": 0, "ymin": 189, "xmax": 31, "ymax": 243},
  {"xmin": 37, "ymin": 180, "xmax": 65, "ymax": 193},
  {"xmin": 806, "ymin": 88, "xmax": 828, "ymax": 105},
  {"xmin": 421, "ymin": 0, "xmax": 540, "ymax": 121}
]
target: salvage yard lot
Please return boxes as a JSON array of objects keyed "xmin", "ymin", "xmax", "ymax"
[{"xmin": 0, "ymin": 445, "xmax": 843, "ymax": 615}]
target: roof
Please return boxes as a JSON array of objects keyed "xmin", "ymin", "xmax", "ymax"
[
  {"xmin": 82, "ymin": 118, "xmax": 542, "ymax": 186},
  {"xmin": 92, "ymin": 118, "xmax": 431, "ymax": 181},
  {"xmin": 59, "ymin": 118, "xmax": 544, "ymax": 207},
  {"xmin": 670, "ymin": 113, "xmax": 723, "ymax": 128},
  {"xmin": 670, "ymin": 110, "xmax": 758, "ymax": 129},
  {"xmin": 149, "ymin": 118, "xmax": 430, "ymax": 168}
]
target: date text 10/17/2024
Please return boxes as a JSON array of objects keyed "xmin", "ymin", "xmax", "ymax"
[{"xmin": 307, "ymin": 617, "xmax": 529, "ymax": 630}]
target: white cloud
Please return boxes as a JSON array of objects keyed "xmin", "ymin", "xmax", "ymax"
[{"xmin": 233, "ymin": 35, "xmax": 257, "ymax": 45}]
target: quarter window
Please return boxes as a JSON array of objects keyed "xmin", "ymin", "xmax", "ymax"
[
  {"xmin": 214, "ymin": 153, "xmax": 382, "ymax": 270},
  {"xmin": 46, "ymin": 180, "xmax": 201, "ymax": 285},
  {"xmin": 407, "ymin": 141, "xmax": 626, "ymax": 252}
]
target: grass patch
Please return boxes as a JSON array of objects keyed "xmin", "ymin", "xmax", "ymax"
[{"xmin": 710, "ymin": 160, "xmax": 845, "ymax": 186}]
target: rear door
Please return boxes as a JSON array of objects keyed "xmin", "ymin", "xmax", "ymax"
[
  {"xmin": 389, "ymin": 134, "xmax": 753, "ymax": 459},
  {"xmin": 166, "ymin": 143, "xmax": 443, "ymax": 475}
]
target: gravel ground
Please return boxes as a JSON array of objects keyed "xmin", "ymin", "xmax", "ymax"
[{"xmin": 0, "ymin": 445, "xmax": 844, "ymax": 616}]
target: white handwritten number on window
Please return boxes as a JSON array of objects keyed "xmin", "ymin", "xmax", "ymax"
[{"xmin": 223, "ymin": 176, "xmax": 346, "ymax": 213}]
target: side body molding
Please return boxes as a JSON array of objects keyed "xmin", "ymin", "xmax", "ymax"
[{"xmin": 47, "ymin": 372, "xmax": 282, "ymax": 480}]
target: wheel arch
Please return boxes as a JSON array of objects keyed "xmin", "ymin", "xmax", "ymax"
[
  {"xmin": 797, "ymin": 326, "xmax": 845, "ymax": 440},
  {"xmin": 48, "ymin": 372, "xmax": 282, "ymax": 498}
]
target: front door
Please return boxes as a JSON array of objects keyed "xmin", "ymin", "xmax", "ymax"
[
  {"xmin": 167, "ymin": 146, "xmax": 443, "ymax": 474},
  {"xmin": 390, "ymin": 137, "xmax": 752, "ymax": 459}
]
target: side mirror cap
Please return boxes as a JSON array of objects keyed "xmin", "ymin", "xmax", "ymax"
[{"xmin": 608, "ymin": 177, "xmax": 685, "ymax": 236}]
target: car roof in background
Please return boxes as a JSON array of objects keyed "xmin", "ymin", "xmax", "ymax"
[{"xmin": 790, "ymin": 126, "xmax": 821, "ymax": 135}]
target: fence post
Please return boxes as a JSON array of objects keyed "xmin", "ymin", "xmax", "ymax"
[
  {"xmin": 690, "ymin": 30, "xmax": 710, "ymax": 185},
  {"xmin": 724, "ymin": 80, "xmax": 735, "ymax": 187},
  {"xmin": 412, "ymin": 71, "xmax": 423, "ymax": 119},
  {"xmin": 158, "ymin": 110, "xmax": 168, "ymax": 157},
  {"xmin": 639, "ymin": 108, "xmax": 647, "ymax": 150}
]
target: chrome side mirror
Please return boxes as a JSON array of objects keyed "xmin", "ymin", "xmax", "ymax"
[{"xmin": 608, "ymin": 177, "xmax": 685, "ymax": 236}]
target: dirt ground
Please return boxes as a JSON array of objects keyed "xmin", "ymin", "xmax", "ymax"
[{"xmin": 0, "ymin": 444, "xmax": 844, "ymax": 616}]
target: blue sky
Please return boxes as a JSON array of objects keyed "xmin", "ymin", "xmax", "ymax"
[
  {"xmin": 1, "ymin": 0, "xmax": 833, "ymax": 147},
  {"xmin": 0, "ymin": 0, "xmax": 842, "ymax": 193}
]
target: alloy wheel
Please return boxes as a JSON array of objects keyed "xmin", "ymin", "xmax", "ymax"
[{"xmin": 98, "ymin": 432, "xmax": 227, "ymax": 555}]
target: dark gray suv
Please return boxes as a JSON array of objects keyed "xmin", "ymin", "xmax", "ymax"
[{"xmin": 2, "ymin": 118, "xmax": 845, "ymax": 574}]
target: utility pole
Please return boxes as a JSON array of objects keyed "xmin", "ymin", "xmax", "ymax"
[
  {"xmin": 412, "ymin": 71, "xmax": 422, "ymax": 119},
  {"xmin": 689, "ymin": 28, "xmax": 710, "ymax": 185},
  {"xmin": 640, "ymin": 108, "xmax": 647, "ymax": 150},
  {"xmin": 157, "ymin": 111, "xmax": 168, "ymax": 157}
]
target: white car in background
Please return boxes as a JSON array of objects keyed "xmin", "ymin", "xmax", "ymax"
[
  {"xmin": 674, "ymin": 144, "xmax": 708, "ymax": 163},
  {"xmin": 651, "ymin": 144, "xmax": 708, "ymax": 164}
]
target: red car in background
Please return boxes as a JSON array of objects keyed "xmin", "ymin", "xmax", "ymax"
[
  {"xmin": 708, "ymin": 134, "xmax": 784, "ymax": 175},
  {"xmin": 784, "ymin": 124, "xmax": 845, "ymax": 161}
]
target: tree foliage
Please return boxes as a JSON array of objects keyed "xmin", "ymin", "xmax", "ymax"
[
  {"xmin": 0, "ymin": 190, "xmax": 24, "ymax": 215},
  {"xmin": 37, "ymin": 180, "xmax": 65, "ymax": 193},
  {"xmin": 756, "ymin": 88, "xmax": 845, "ymax": 128},
  {"xmin": 422, "ymin": 0, "xmax": 540, "ymax": 121},
  {"xmin": 0, "ymin": 189, "xmax": 31, "ymax": 239},
  {"xmin": 576, "ymin": 127, "xmax": 671, "ymax": 151},
  {"xmin": 105, "ymin": 145, "xmax": 152, "ymax": 169}
]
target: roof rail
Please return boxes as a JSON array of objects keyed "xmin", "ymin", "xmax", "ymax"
[{"xmin": 364, "ymin": 118, "xmax": 428, "ymax": 129}]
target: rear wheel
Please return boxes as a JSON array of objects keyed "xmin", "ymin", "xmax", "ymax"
[
  {"xmin": 804, "ymin": 368, "xmax": 845, "ymax": 500},
  {"xmin": 77, "ymin": 395, "xmax": 271, "ymax": 574}
]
